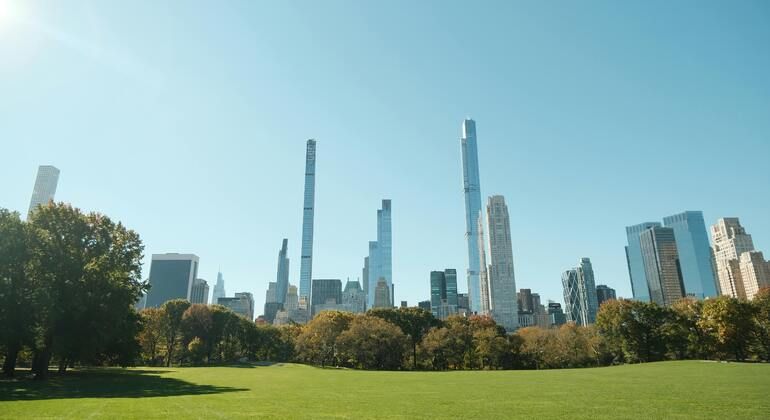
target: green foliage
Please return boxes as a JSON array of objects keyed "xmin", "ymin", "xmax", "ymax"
[
  {"xmin": 367, "ymin": 307, "xmax": 439, "ymax": 369},
  {"xmin": 752, "ymin": 288, "xmax": 770, "ymax": 361},
  {"xmin": 295, "ymin": 311, "xmax": 354, "ymax": 367},
  {"xmin": 336, "ymin": 315, "xmax": 408, "ymax": 369},
  {"xmin": 699, "ymin": 296, "xmax": 756, "ymax": 361}
]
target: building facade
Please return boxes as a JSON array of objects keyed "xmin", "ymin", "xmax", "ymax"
[
  {"xmin": 373, "ymin": 280, "xmax": 391, "ymax": 308},
  {"xmin": 485, "ymin": 196, "xmax": 518, "ymax": 331},
  {"xmin": 28, "ymin": 165, "xmax": 60, "ymax": 217},
  {"xmin": 561, "ymin": 258, "xmax": 598, "ymax": 325},
  {"xmin": 460, "ymin": 118, "xmax": 483, "ymax": 313},
  {"xmin": 548, "ymin": 302, "xmax": 567, "ymax": 327},
  {"xmin": 299, "ymin": 139, "xmax": 317, "ymax": 305},
  {"xmin": 367, "ymin": 200, "xmax": 393, "ymax": 307},
  {"xmin": 310, "ymin": 279, "xmax": 342, "ymax": 316},
  {"xmin": 190, "ymin": 278, "xmax": 209, "ymax": 304},
  {"xmin": 430, "ymin": 269, "xmax": 459, "ymax": 320},
  {"xmin": 739, "ymin": 251, "xmax": 770, "ymax": 300},
  {"xmin": 276, "ymin": 238, "xmax": 290, "ymax": 305},
  {"xmin": 625, "ymin": 222, "xmax": 662, "ymax": 302},
  {"xmin": 218, "ymin": 292, "xmax": 254, "ymax": 320},
  {"xmin": 640, "ymin": 226, "xmax": 685, "ymax": 306},
  {"xmin": 662, "ymin": 211, "xmax": 718, "ymax": 299},
  {"xmin": 595, "ymin": 284, "xmax": 616, "ymax": 307},
  {"xmin": 342, "ymin": 280, "xmax": 366, "ymax": 313},
  {"xmin": 477, "ymin": 213, "xmax": 491, "ymax": 314},
  {"xmin": 712, "ymin": 218, "xmax": 758, "ymax": 299},
  {"xmin": 212, "ymin": 271, "xmax": 226, "ymax": 304},
  {"xmin": 145, "ymin": 253, "xmax": 199, "ymax": 308}
]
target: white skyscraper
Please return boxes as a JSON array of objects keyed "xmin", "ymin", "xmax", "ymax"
[
  {"xmin": 212, "ymin": 271, "xmax": 226, "ymax": 304},
  {"xmin": 711, "ymin": 218, "xmax": 757, "ymax": 299},
  {"xmin": 477, "ymin": 213, "xmax": 491, "ymax": 315},
  {"xmin": 28, "ymin": 165, "xmax": 60, "ymax": 217},
  {"xmin": 461, "ymin": 119, "xmax": 483, "ymax": 313},
  {"xmin": 485, "ymin": 195, "xmax": 518, "ymax": 331},
  {"xmin": 299, "ymin": 139, "xmax": 317, "ymax": 304}
]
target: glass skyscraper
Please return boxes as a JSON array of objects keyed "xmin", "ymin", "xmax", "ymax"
[
  {"xmin": 662, "ymin": 211, "xmax": 718, "ymax": 300},
  {"xmin": 639, "ymin": 226, "xmax": 685, "ymax": 306},
  {"xmin": 625, "ymin": 222, "xmax": 661, "ymax": 301},
  {"xmin": 275, "ymin": 238, "xmax": 290, "ymax": 305},
  {"xmin": 367, "ymin": 200, "xmax": 392, "ymax": 307},
  {"xmin": 212, "ymin": 271, "xmax": 226, "ymax": 304},
  {"xmin": 299, "ymin": 139, "xmax": 317, "ymax": 304},
  {"xmin": 461, "ymin": 119, "xmax": 483, "ymax": 313},
  {"xmin": 145, "ymin": 253, "xmax": 199, "ymax": 308},
  {"xmin": 28, "ymin": 165, "xmax": 60, "ymax": 217},
  {"xmin": 430, "ymin": 269, "xmax": 458, "ymax": 320},
  {"xmin": 561, "ymin": 258, "xmax": 598, "ymax": 326}
]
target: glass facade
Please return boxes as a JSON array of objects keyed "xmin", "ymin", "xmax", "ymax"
[
  {"xmin": 640, "ymin": 227, "xmax": 685, "ymax": 306},
  {"xmin": 299, "ymin": 140, "xmax": 317, "ymax": 303},
  {"xmin": 461, "ymin": 119, "xmax": 483, "ymax": 313},
  {"xmin": 310, "ymin": 279, "xmax": 342, "ymax": 316},
  {"xmin": 663, "ymin": 211, "xmax": 718, "ymax": 299},
  {"xmin": 276, "ymin": 238, "xmax": 290, "ymax": 304},
  {"xmin": 625, "ymin": 222, "xmax": 661, "ymax": 301},
  {"xmin": 28, "ymin": 165, "xmax": 60, "ymax": 216},
  {"xmin": 367, "ymin": 200, "xmax": 392, "ymax": 307},
  {"xmin": 145, "ymin": 254, "xmax": 199, "ymax": 308}
]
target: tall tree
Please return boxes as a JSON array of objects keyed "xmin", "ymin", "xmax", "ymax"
[
  {"xmin": 295, "ymin": 311, "xmax": 353, "ymax": 367},
  {"xmin": 752, "ymin": 288, "xmax": 770, "ymax": 361},
  {"xmin": 699, "ymin": 296, "xmax": 756, "ymax": 361},
  {"xmin": 161, "ymin": 299, "xmax": 191, "ymax": 367},
  {"xmin": 336, "ymin": 315, "xmax": 407, "ymax": 370},
  {"xmin": 368, "ymin": 307, "xmax": 439, "ymax": 369},
  {"xmin": 138, "ymin": 308, "xmax": 165, "ymax": 365}
]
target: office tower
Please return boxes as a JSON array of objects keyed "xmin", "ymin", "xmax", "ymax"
[
  {"xmin": 285, "ymin": 285, "xmax": 299, "ymax": 311},
  {"xmin": 561, "ymin": 258, "xmax": 599, "ymax": 325},
  {"xmin": 367, "ymin": 200, "xmax": 393, "ymax": 307},
  {"xmin": 625, "ymin": 222, "xmax": 662, "ymax": 301},
  {"xmin": 457, "ymin": 293, "xmax": 470, "ymax": 314},
  {"xmin": 362, "ymin": 256, "xmax": 370, "ymax": 300},
  {"xmin": 266, "ymin": 282, "xmax": 278, "ymax": 304},
  {"xmin": 190, "ymin": 278, "xmax": 209, "ymax": 304},
  {"xmin": 711, "ymin": 218, "xmax": 759, "ymax": 299},
  {"xmin": 595, "ymin": 284, "xmax": 617, "ymax": 307},
  {"xmin": 400, "ymin": 301, "xmax": 408, "ymax": 308},
  {"xmin": 276, "ymin": 239, "xmax": 290, "ymax": 304},
  {"xmin": 145, "ymin": 254, "xmax": 199, "ymax": 308},
  {"xmin": 212, "ymin": 271, "xmax": 226, "ymax": 304},
  {"xmin": 310, "ymin": 279, "xmax": 342, "ymax": 316},
  {"xmin": 485, "ymin": 196, "xmax": 518, "ymax": 331},
  {"xmin": 531, "ymin": 293, "xmax": 542, "ymax": 311},
  {"xmin": 547, "ymin": 302, "xmax": 567, "ymax": 327},
  {"xmin": 640, "ymin": 227, "xmax": 685, "ymax": 306},
  {"xmin": 461, "ymin": 118, "xmax": 483, "ymax": 313},
  {"xmin": 663, "ymin": 211, "xmax": 718, "ymax": 299},
  {"xmin": 299, "ymin": 139, "xmax": 317, "ymax": 304},
  {"xmin": 263, "ymin": 302, "xmax": 283, "ymax": 324},
  {"xmin": 218, "ymin": 292, "xmax": 254, "ymax": 320},
  {"xmin": 418, "ymin": 300, "xmax": 431, "ymax": 311},
  {"xmin": 273, "ymin": 284, "xmax": 309, "ymax": 325},
  {"xmin": 739, "ymin": 252, "xmax": 770, "ymax": 300},
  {"xmin": 430, "ymin": 269, "xmax": 459, "ymax": 320},
  {"xmin": 28, "ymin": 165, "xmax": 60, "ymax": 216},
  {"xmin": 518, "ymin": 289, "xmax": 534, "ymax": 313},
  {"xmin": 342, "ymin": 280, "xmax": 366, "ymax": 313},
  {"xmin": 477, "ymin": 214, "xmax": 491, "ymax": 314},
  {"xmin": 373, "ymin": 280, "xmax": 391, "ymax": 308}
]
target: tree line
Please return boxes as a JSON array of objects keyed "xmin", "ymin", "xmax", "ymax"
[{"xmin": 2, "ymin": 204, "xmax": 770, "ymax": 379}]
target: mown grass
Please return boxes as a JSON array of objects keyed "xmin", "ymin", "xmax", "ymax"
[{"xmin": 1, "ymin": 361, "xmax": 768, "ymax": 419}]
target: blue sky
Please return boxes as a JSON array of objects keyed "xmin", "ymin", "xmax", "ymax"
[{"xmin": 1, "ymin": 0, "xmax": 769, "ymax": 314}]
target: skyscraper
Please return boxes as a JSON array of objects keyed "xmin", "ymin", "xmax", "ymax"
[
  {"xmin": 367, "ymin": 200, "xmax": 392, "ymax": 307},
  {"xmin": 373, "ymin": 280, "xmax": 391, "ymax": 308},
  {"xmin": 430, "ymin": 269, "xmax": 459, "ymax": 320},
  {"xmin": 518, "ymin": 288, "xmax": 534, "ymax": 313},
  {"xmin": 218, "ymin": 292, "xmax": 254, "ymax": 320},
  {"xmin": 28, "ymin": 165, "xmax": 60, "ymax": 217},
  {"xmin": 276, "ymin": 239, "xmax": 290, "ymax": 304},
  {"xmin": 595, "ymin": 284, "xmax": 617, "ymax": 307},
  {"xmin": 310, "ymin": 279, "xmax": 342, "ymax": 317},
  {"xmin": 485, "ymin": 195, "xmax": 518, "ymax": 331},
  {"xmin": 712, "ymin": 218, "xmax": 757, "ymax": 299},
  {"xmin": 739, "ymin": 251, "xmax": 770, "ymax": 300},
  {"xmin": 342, "ymin": 280, "xmax": 366, "ymax": 313},
  {"xmin": 663, "ymin": 211, "xmax": 718, "ymax": 299},
  {"xmin": 477, "ymin": 213, "xmax": 491, "ymax": 314},
  {"xmin": 190, "ymin": 278, "xmax": 209, "ymax": 304},
  {"xmin": 212, "ymin": 271, "xmax": 226, "ymax": 304},
  {"xmin": 561, "ymin": 258, "xmax": 599, "ymax": 325},
  {"xmin": 265, "ymin": 282, "xmax": 278, "ymax": 304},
  {"xmin": 460, "ymin": 118, "xmax": 483, "ymax": 313},
  {"xmin": 625, "ymin": 222, "xmax": 662, "ymax": 301},
  {"xmin": 640, "ymin": 227, "xmax": 685, "ymax": 306},
  {"xmin": 362, "ymin": 256, "xmax": 370, "ymax": 300},
  {"xmin": 145, "ymin": 253, "xmax": 199, "ymax": 308},
  {"xmin": 299, "ymin": 139, "xmax": 317, "ymax": 304}
]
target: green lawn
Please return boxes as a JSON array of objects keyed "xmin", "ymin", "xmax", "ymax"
[{"xmin": 1, "ymin": 361, "xmax": 768, "ymax": 419}]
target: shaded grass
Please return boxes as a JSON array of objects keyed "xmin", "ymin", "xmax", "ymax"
[{"xmin": 1, "ymin": 361, "xmax": 768, "ymax": 419}]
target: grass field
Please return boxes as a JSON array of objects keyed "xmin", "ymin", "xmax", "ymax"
[{"xmin": 1, "ymin": 361, "xmax": 768, "ymax": 419}]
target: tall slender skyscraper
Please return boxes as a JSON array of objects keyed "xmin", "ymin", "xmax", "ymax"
[
  {"xmin": 28, "ymin": 165, "xmax": 60, "ymax": 217},
  {"xmin": 640, "ymin": 226, "xmax": 685, "ymax": 306},
  {"xmin": 276, "ymin": 239, "xmax": 290, "ymax": 305},
  {"xmin": 485, "ymin": 195, "xmax": 518, "ymax": 331},
  {"xmin": 212, "ymin": 271, "xmax": 226, "ymax": 304},
  {"xmin": 461, "ymin": 119, "xmax": 483, "ymax": 313},
  {"xmin": 477, "ymin": 214, "xmax": 491, "ymax": 314},
  {"xmin": 711, "ymin": 218, "xmax": 764, "ymax": 299},
  {"xmin": 367, "ymin": 200, "xmax": 393, "ymax": 307},
  {"xmin": 625, "ymin": 222, "xmax": 662, "ymax": 301},
  {"xmin": 663, "ymin": 211, "xmax": 718, "ymax": 299},
  {"xmin": 299, "ymin": 139, "xmax": 317, "ymax": 303},
  {"xmin": 561, "ymin": 258, "xmax": 599, "ymax": 325}
]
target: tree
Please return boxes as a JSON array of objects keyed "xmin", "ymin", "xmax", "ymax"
[
  {"xmin": 336, "ymin": 315, "xmax": 407, "ymax": 370},
  {"xmin": 138, "ymin": 308, "xmax": 164, "ymax": 365},
  {"xmin": 295, "ymin": 311, "xmax": 354, "ymax": 367},
  {"xmin": 0, "ymin": 209, "xmax": 33, "ymax": 377},
  {"xmin": 161, "ymin": 299, "xmax": 191, "ymax": 367},
  {"xmin": 517, "ymin": 327, "xmax": 561, "ymax": 369},
  {"xmin": 752, "ymin": 288, "xmax": 770, "ymax": 361},
  {"xmin": 596, "ymin": 299, "xmax": 668, "ymax": 363},
  {"xmin": 699, "ymin": 296, "xmax": 755, "ymax": 361},
  {"xmin": 668, "ymin": 298, "xmax": 712, "ymax": 359},
  {"xmin": 368, "ymin": 307, "xmax": 439, "ymax": 369},
  {"xmin": 181, "ymin": 304, "xmax": 213, "ymax": 362}
]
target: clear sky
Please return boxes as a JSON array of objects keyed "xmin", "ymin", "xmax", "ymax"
[{"xmin": 2, "ymin": 0, "xmax": 769, "ymax": 314}]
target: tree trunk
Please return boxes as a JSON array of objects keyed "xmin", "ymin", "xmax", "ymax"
[
  {"xmin": 32, "ymin": 349, "xmax": 52, "ymax": 380},
  {"xmin": 2, "ymin": 346, "xmax": 19, "ymax": 377},
  {"xmin": 412, "ymin": 342, "xmax": 417, "ymax": 370}
]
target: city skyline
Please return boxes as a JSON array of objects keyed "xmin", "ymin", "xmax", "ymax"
[{"xmin": 3, "ymin": 1, "xmax": 769, "ymax": 316}]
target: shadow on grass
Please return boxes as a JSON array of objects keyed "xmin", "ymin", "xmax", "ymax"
[{"xmin": 0, "ymin": 369, "xmax": 248, "ymax": 401}]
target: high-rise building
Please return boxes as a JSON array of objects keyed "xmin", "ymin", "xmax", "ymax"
[
  {"xmin": 477, "ymin": 213, "xmax": 491, "ymax": 314},
  {"xmin": 485, "ymin": 196, "xmax": 518, "ymax": 331},
  {"xmin": 739, "ymin": 252, "xmax": 770, "ymax": 300},
  {"xmin": 342, "ymin": 280, "xmax": 366, "ymax": 313},
  {"xmin": 28, "ymin": 165, "xmax": 60, "ymax": 217},
  {"xmin": 373, "ymin": 280, "xmax": 391, "ymax": 308},
  {"xmin": 310, "ymin": 279, "xmax": 342, "ymax": 316},
  {"xmin": 625, "ymin": 222, "xmax": 662, "ymax": 301},
  {"xmin": 276, "ymin": 239, "xmax": 290, "ymax": 304},
  {"xmin": 457, "ymin": 293, "xmax": 470, "ymax": 314},
  {"xmin": 561, "ymin": 258, "xmax": 599, "ymax": 325},
  {"xmin": 547, "ymin": 302, "xmax": 567, "ymax": 327},
  {"xmin": 145, "ymin": 253, "xmax": 199, "ymax": 308},
  {"xmin": 218, "ymin": 292, "xmax": 254, "ymax": 320},
  {"xmin": 639, "ymin": 226, "xmax": 685, "ymax": 306},
  {"xmin": 190, "ymin": 278, "xmax": 209, "ymax": 304},
  {"xmin": 299, "ymin": 139, "xmax": 317, "ymax": 304},
  {"xmin": 367, "ymin": 200, "xmax": 393, "ymax": 307},
  {"xmin": 663, "ymin": 211, "xmax": 718, "ymax": 299},
  {"xmin": 273, "ymin": 284, "xmax": 309, "ymax": 325},
  {"xmin": 430, "ymin": 269, "xmax": 459, "ymax": 320},
  {"xmin": 212, "ymin": 271, "xmax": 226, "ymax": 304},
  {"xmin": 418, "ymin": 300, "xmax": 431, "ymax": 311},
  {"xmin": 265, "ymin": 282, "xmax": 278, "ymax": 304},
  {"xmin": 263, "ymin": 302, "xmax": 283, "ymax": 324},
  {"xmin": 518, "ymin": 288, "xmax": 534, "ymax": 313},
  {"xmin": 711, "ymin": 218, "xmax": 759, "ymax": 299},
  {"xmin": 460, "ymin": 118, "xmax": 483, "ymax": 313},
  {"xmin": 595, "ymin": 284, "xmax": 616, "ymax": 307},
  {"xmin": 362, "ymin": 256, "xmax": 370, "ymax": 301}
]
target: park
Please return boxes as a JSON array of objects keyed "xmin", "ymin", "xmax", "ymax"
[{"xmin": 2, "ymin": 361, "xmax": 769, "ymax": 419}]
